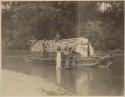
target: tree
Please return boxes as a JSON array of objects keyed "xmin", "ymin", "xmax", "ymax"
[{"xmin": 2, "ymin": 1, "xmax": 124, "ymax": 50}]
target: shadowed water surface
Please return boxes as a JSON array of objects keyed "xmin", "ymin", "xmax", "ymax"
[{"xmin": 2, "ymin": 50, "xmax": 124, "ymax": 96}]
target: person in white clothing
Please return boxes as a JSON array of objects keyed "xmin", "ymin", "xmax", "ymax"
[{"xmin": 56, "ymin": 46, "xmax": 62, "ymax": 69}]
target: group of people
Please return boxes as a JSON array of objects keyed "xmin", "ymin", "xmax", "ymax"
[
  {"xmin": 42, "ymin": 32, "xmax": 77, "ymax": 70},
  {"xmin": 56, "ymin": 46, "xmax": 77, "ymax": 70}
]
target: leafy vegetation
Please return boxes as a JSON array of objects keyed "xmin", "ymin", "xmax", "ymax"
[{"xmin": 2, "ymin": 1, "xmax": 124, "ymax": 51}]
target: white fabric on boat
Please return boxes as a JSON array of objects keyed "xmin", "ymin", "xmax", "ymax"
[{"xmin": 31, "ymin": 37, "xmax": 94, "ymax": 58}]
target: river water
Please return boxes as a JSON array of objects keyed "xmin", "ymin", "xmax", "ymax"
[{"xmin": 2, "ymin": 50, "xmax": 124, "ymax": 96}]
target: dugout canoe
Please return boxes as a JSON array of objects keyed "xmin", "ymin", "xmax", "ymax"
[{"xmin": 22, "ymin": 54, "xmax": 113, "ymax": 67}]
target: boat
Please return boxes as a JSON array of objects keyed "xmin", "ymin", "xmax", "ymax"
[
  {"xmin": 22, "ymin": 53, "xmax": 113, "ymax": 67},
  {"xmin": 23, "ymin": 37, "xmax": 113, "ymax": 67}
]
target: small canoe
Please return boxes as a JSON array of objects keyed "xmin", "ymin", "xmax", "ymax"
[{"xmin": 76, "ymin": 55, "xmax": 113, "ymax": 67}]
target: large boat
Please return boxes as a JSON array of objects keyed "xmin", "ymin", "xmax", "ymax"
[
  {"xmin": 23, "ymin": 52, "xmax": 113, "ymax": 68},
  {"xmin": 23, "ymin": 37, "xmax": 113, "ymax": 67}
]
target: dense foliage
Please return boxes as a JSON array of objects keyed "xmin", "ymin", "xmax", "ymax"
[{"xmin": 2, "ymin": 1, "xmax": 124, "ymax": 50}]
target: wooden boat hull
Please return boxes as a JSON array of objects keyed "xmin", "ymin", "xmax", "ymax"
[{"xmin": 22, "ymin": 55, "xmax": 112, "ymax": 67}]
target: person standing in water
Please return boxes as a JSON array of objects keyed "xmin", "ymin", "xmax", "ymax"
[
  {"xmin": 56, "ymin": 46, "xmax": 62, "ymax": 69},
  {"xmin": 43, "ymin": 39, "xmax": 47, "ymax": 55},
  {"xmin": 64, "ymin": 47, "xmax": 73, "ymax": 69},
  {"xmin": 64, "ymin": 47, "xmax": 77, "ymax": 69}
]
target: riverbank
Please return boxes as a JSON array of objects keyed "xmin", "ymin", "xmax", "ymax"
[{"xmin": 1, "ymin": 69, "xmax": 74, "ymax": 96}]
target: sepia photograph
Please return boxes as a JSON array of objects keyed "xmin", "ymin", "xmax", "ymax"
[{"xmin": 1, "ymin": 1, "xmax": 124, "ymax": 96}]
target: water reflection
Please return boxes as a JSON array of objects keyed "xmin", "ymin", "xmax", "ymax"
[
  {"xmin": 56, "ymin": 69, "xmax": 61, "ymax": 84},
  {"xmin": 2, "ymin": 51, "xmax": 124, "ymax": 96},
  {"xmin": 55, "ymin": 67, "xmax": 123, "ymax": 96}
]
